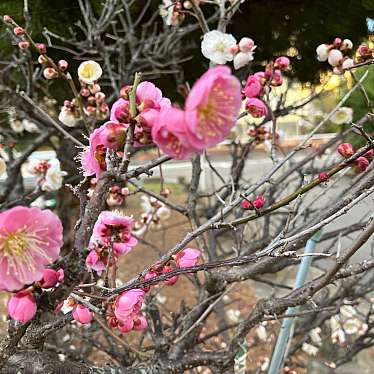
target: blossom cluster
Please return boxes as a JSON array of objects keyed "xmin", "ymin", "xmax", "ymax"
[
  {"xmin": 201, "ymin": 30, "xmax": 257, "ymax": 70},
  {"xmin": 241, "ymin": 195, "xmax": 265, "ymax": 210},
  {"xmin": 242, "ymin": 56, "xmax": 290, "ymax": 118},
  {"xmin": 337, "ymin": 143, "xmax": 372, "ymax": 172},
  {"xmin": 316, "ymin": 37, "xmax": 373, "ymax": 74}
]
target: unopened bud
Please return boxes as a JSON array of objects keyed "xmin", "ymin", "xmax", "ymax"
[
  {"xmin": 13, "ymin": 26, "xmax": 24, "ymax": 36},
  {"xmin": 80, "ymin": 87, "xmax": 90, "ymax": 97},
  {"xmin": 36, "ymin": 43, "xmax": 46, "ymax": 54},
  {"xmin": 43, "ymin": 67, "xmax": 58, "ymax": 80},
  {"xmin": 58, "ymin": 59, "xmax": 68, "ymax": 71},
  {"xmin": 337, "ymin": 143, "xmax": 354, "ymax": 158},
  {"xmin": 38, "ymin": 54, "xmax": 49, "ymax": 64},
  {"xmin": 18, "ymin": 40, "xmax": 30, "ymax": 50},
  {"xmin": 319, "ymin": 172, "xmax": 329, "ymax": 182},
  {"xmin": 3, "ymin": 15, "xmax": 12, "ymax": 23},
  {"xmin": 90, "ymin": 83, "xmax": 101, "ymax": 94},
  {"xmin": 95, "ymin": 92, "xmax": 106, "ymax": 102}
]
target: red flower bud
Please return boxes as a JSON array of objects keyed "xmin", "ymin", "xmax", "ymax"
[
  {"xmin": 337, "ymin": 143, "xmax": 354, "ymax": 158},
  {"xmin": 80, "ymin": 88, "xmax": 90, "ymax": 97},
  {"xmin": 354, "ymin": 157, "xmax": 369, "ymax": 172},
  {"xmin": 18, "ymin": 41, "xmax": 30, "ymax": 50},
  {"xmin": 319, "ymin": 172, "xmax": 329, "ymax": 182},
  {"xmin": 241, "ymin": 199, "xmax": 252, "ymax": 210},
  {"xmin": 253, "ymin": 195, "xmax": 265, "ymax": 209},
  {"xmin": 13, "ymin": 27, "xmax": 24, "ymax": 36}
]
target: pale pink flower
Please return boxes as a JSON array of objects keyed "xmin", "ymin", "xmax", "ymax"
[
  {"xmin": 0, "ymin": 206, "xmax": 63, "ymax": 292},
  {"xmin": 238, "ymin": 37, "xmax": 255, "ymax": 53},
  {"xmin": 72, "ymin": 304, "xmax": 93, "ymax": 324},
  {"xmin": 40, "ymin": 268, "xmax": 59, "ymax": 288},
  {"xmin": 328, "ymin": 49, "xmax": 343, "ymax": 67},
  {"xmin": 275, "ymin": 56, "xmax": 290, "ymax": 70},
  {"xmin": 272, "ymin": 69, "xmax": 283, "ymax": 86},
  {"xmin": 152, "ymin": 106, "xmax": 198, "ymax": 160},
  {"xmin": 7, "ymin": 290, "xmax": 37, "ymax": 323},
  {"xmin": 244, "ymin": 75, "xmax": 262, "ymax": 98},
  {"xmin": 246, "ymin": 98, "xmax": 268, "ymax": 118},
  {"xmin": 316, "ymin": 44, "xmax": 330, "ymax": 62},
  {"xmin": 233, "ymin": 52, "xmax": 254, "ymax": 70},
  {"xmin": 184, "ymin": 66, "xmax": 241, "ymax": 149},
  {"xmin": 175, "ymin": 248, "xmax": 201, "ymax": 268},
  {"xmin": 114, "ymin": 289, "xmax": 145, "ymax": 322},
  {"xmin": 91, "ymin": 211, "xmax": 137, "ymax": 256}
]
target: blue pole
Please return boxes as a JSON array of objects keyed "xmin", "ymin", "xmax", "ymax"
[{"xmin": 267, "ymin": 230, "xmax": 323, "ymax": 374}]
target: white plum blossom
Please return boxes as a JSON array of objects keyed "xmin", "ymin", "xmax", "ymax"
[
  {"xmin": 302, "ymin": 343, "xmax": 319, "ymax": 356},
  {"xmin": 343, "ymin": 318, "xmax": 361, "ymax": 334},
  {"xmin": 0, "ymin": 158, "xmax": 6, "ymax": 177},
  {"xmin": 10, "ymin": 119, "xmax": 24, "ymax": 133},
  {"xmin": 59, "ymin": 107, "xmax": 78, "ymax": 127},
  {"xmin": 233, "ymin": 51, "xmax": 254, "ymax": 70},
  {"xmin": 316, "ymin": 44, "xmax": 329, "ymax": 61},
  {"xmin": 159, "ymin": 0, "xmax": 178, "ymax": 26},
  {"xmin": 42, "ymin": 158, "xmax": 67, "ymax": 191},
  {"xmin": 342, "ymin": 38, "xmax": 353, "ymax": 49},
  {"xmin": 331, "ymin": 107, "xmax": 353, "ymax": 125},
  {"xmin": 22, "ymin": 119, "xmax": 39, "ymax": 133},
  {"xmin": 78, "ymin": 61, "xmax": 103, "ymax": 84},
  {"xmin": 201, "ymin": 30, "xmax": 237, "ymax": 64},
  {"xmin": 328, "ymin": 49, "xmax": 343, "ymax": 67}
]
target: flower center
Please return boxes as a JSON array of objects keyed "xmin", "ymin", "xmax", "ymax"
[
  {"xmin": 215, "ymin": 42, "xmax": 226, "ymax": 53},
  {"xmin": 2, "ymin": 230, "xmax": 28, "ymax": 257},
  {"xmin": 81, "ymin": 64, "xmax": 94, "ymax": 78}
]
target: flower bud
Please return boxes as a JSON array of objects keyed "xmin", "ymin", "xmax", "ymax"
[
  {"xmin": 253, "ymin": 195, "xmax": 265, "ymax": 209},
  {"xmin": 357, "ymin": 44, "xmax": 372, "ymax": 59},
  {"xmin": 13, "ymin": 26, "xmax": 24, "ymax": 36},
  {"xmin": 36, "ymin": 43, "xmax": 47, "ymax": 54},
  {"xmin": 43, "ymin": 67, "xmax": 58, "ymax": 79},
  {"xmin": 328, "ymin": 49, "xmax": 343, "ymax": 67},
  {"xmin": 58, "ymin": 59, "xmax": 68, "ymax": 71},
  {"xmin": 90, "ymin": 83, "xmax": 101, "ymax": 94},
  {"xmin": 3, "ymin": 15, "xmax": 12, "ymax": 23},
  {"xmin": 238, "ymin": 37, "xmax": 255, "ymax": 52},
  {"xmin": 229, "ymin": 44, "xmax": 239, "ymax": 55},
  {"xmin": 354, "ymin": 157, "xmax": 369, "ymax": 172},
  {"xmin": 95, "ymin": 92, "xmax": 106, "ymax": 102},
  {"xmin": 7, "ymin": 291, "xmax": 37, "ymax": 324},
  {"xmin": 72, "ymin": 304, "xmax": 93, "ymax": 324},
  {"xmin": 342, "ymin": 39, "xmax": 353, "ymax": 50},
  {"xmin": 363, "ymin": 149, "xmax": 373, "ymax": 160},
  {"xmin": 80, "ymin": 87, "xmax": 90, "ymax": 97},
  {"xmin": 316, "ymin": 44, "xmax": 329, "ymax": 62},
  {"xmin": 333, "ymin": 37, "xmax": 342, "ymax": 46},
  {"xmin": 275, "ymin": 56, "xmax": 290, "ymax": 70},
  {"xmin": 38, "ymin": 54, "xmax": 49, "ymax": 64},
  {"xmin": 337, "ymin": 143, "xmax": 354, "ymax": 158},
  {"xmin": 183, "ymin": 1, "xmax": 193, "ymax": 9},
  {"xmin": 246, "ymin": 98, "xmax": 268, "ymax": 118},
  {"xmin": 241, "ymin": 199, "xmax": 252, "ymax": 209},
  {"xmin": 40, "ymin": 268, "xmax": 59, "ymax": 288},
  {"xmin": 319, "ymin": 172, "xmax": 329, "ymax": 182},
  {"xmin": 18, "ymin": 41, "xmax": 30, "ymax": 50},
  {"xmin": 120, "ymin": 85, "xmax": 131, "ymax": 99},
  {"xmin": 121, "ymin": 187, "xmax": 130, "ymax": 196},
  {"xmin": 162, "ymin": 266, "xmax": 179, "ymax": 285},
  {"xmin": 86, "ymin": 106, "xmax": 96, "ymax": 114},
  {"xmin": 100, "ymin": 103, "xmax": 109, "ymax": 113}
]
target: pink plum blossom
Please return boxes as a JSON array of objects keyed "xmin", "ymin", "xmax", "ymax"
[
  {"xmin": 184, "ymin": 66, "xmax": 241, "ymax": 150},
  {"xmin": 175, "ymin": 248, "xmax": 201, "ymax": 268},
  {"xmin": 91, "ymin": 211, "xmax": 138, "ymax": 256},
  {"xmin": 7, "ymin": 291, "xmax": 37, "ymax": 323},
  {"xmin": 0, "ymin": 206, "xmax": 63, "ymax": 292},
  {"xmin": 152, "ymin": 106, "xmax": 198, "ymax": 160},
  {"xmin": 253, "ymin": 195, "xmax": 265, "ymax": 209},
  {"xmin": 72, "ymin": 304, "xmax": 93, "ymax": 324},
  {"xmin": 244, "ymin": 75, "xmax": 262, "ymax": 98},
  {"xmin": 114, "ymin": 289, "xmax": 145, "ymax": 322},
  {"xmin": 246, "ymin": 98, "xmax": 268, "ymax": 118},
  {"xmin": 110, "ymin": 98, "xmax": 130, "ymax": 123}
]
